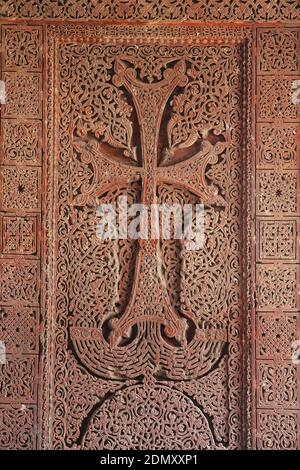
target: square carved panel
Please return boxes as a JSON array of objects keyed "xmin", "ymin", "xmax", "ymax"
[
  {"xmin": 256, "ymin": 264, "xmax": 298, "ymax": 310},
  {"xmin": 257, "ymin": 219, "xmax": 298, "ymax": 262},
  {"xmin": 256, "ymin": 312, "xmax": 298, "ymax": 359},
  {"xmin": 257, "ymin": 410, "xmax": 299, "ymax": 450},
  {"xmin": 257, "ymin": 77, "xmax": 300, "ymax": 122},
  {"xmin": 257, "ymin": 360, "xmax": 299, "ymax": 408},
  {"xmin": 2, "ymin": 25, "xmax": 42, "ymax": 72},
  {"xmin": 2, "ymin": 72, "xmax": 42, "ymax": 119},
  {"xmin": 0, "ymin": 259, "xmax": 40, "ymax": 306},
  {"xmin": 0, "ymin": 405, "xmax": 37, "ymax": 450},
  {"xmin": 0, "ymin": 355, "xmax": 38, "ymax": 403},
  {"xmin": 1, "ymin": 119, "xmax": 42, "ymax": 166},
  {"xmin": 257, "ymin": 29, "xmax": 300, "ymax": 74},
  {"xmin": 1, "ymin": 215, "xmax": 39, "ymax": 257},
  {"xmin": 0, "ymin": 167, "xmax": 41, "ymax": 212},
  {"xmin": 256, "ymin": 170, "xmax": 299, "ymax": 215},
  {"xmin": 0, "ymin": 306, "xmax": 39, "ymax": 353}
]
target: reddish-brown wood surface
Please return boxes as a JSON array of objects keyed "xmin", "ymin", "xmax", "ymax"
[{"xmin": 0, "ymin": 1, "xmax": 299, "ymax": 450}]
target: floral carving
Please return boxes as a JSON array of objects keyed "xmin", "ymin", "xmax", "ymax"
[
  {"xmin": 0, "ymin": 307, "xmax": 39, "ymax": 353},
  {"xmin": 258, "ymin": 29, "xmax": 299, "ymax": 73},
  {"xmin": 1, "ymin": 120, "xmax": 42, "ymax": 165},
  {"xmin": 1, "ymin": 216, "xmax": 37, "ymax": 256},
  {"xmin": 2, "ymin": 72, "xmax": 42, "ymax": 119},
  {"xmin": 257, "ymin": 171, "xmax": 298, "ymax": 214},
  {"xmin": 0, "ymin": 260, "xmax": 39, "ymax": 305},
  {"xmin": 2, "ymin": 26, "xmax": 42, "ymax": 71},
  {"xmin": 0, "ymin": 167, "xmax": 40, "ymax": 211},
  {"xmin": 258, "ymin": 220, "xmax": 297, "ymax": 261},
  {"xmin": 256, "ymin": 124, "xmax": 299, "ymax": 168},
  {"xmin": 256, "ymin": 313, "xmax": 297, "ymax": 359},
  {"xmin": 257, "ymin": 265, "xmax": 297, "ymax": 310},
  {"xmin": 0, "ymin": 405, "xmax": 36, "ymax": 450}
]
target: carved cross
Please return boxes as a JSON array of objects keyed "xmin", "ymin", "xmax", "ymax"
[{"xmin": 71, "ymin": 58, "xmax": 227, "ymax": 374}]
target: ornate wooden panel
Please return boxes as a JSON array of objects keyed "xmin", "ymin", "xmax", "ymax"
[
  {"xmin": 41, "ymin": 25, "xmax": 251, "ymax": 450},
  {"xmin": 0, "ymin": 1, "xmax": 299, "ymax": 452}
]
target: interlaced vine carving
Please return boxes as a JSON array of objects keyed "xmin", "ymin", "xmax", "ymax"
[{"xmin": 45, "ymin": 25, "xmax": 250, "ymax": 450}]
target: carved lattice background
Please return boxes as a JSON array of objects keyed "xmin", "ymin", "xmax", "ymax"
[{"xmin": 0, "ymin": 1, "xmax": 299, "ymax": 451}]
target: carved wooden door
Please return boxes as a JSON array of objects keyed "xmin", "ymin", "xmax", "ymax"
[{"xmin": 0, "ymin": 1, "xmax": 300, "ymax": 452}]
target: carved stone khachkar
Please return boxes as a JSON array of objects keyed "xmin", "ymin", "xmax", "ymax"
[
  {"xmin": 0, "ymin": 4, "xmax": 299, "ymax": 451},
  {"xmin": 44, "ymin": 31, "xmax": 247, "ymax": 449}
]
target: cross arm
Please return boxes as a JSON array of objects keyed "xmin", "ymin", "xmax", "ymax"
[
  {"xmin": 157, "ymin": 141, "xmax": 227, "ymax": 206},
  {"xmin": 72, "ymin": 139, "xmax": 142, "ymax": 206}
]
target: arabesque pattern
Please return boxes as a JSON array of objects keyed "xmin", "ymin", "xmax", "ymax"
[{"xmin": 0, "ymin": 10, "xmax": 299, "ymax": 451}]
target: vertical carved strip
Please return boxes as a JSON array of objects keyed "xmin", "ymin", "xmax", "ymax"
[
  {"xmin": 255, "ymin": 27, "xmax": 300, "ymax": 450},
  {"xmin": 0, "ymin": 24, "xmax": 43, "ymax": 450}
]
